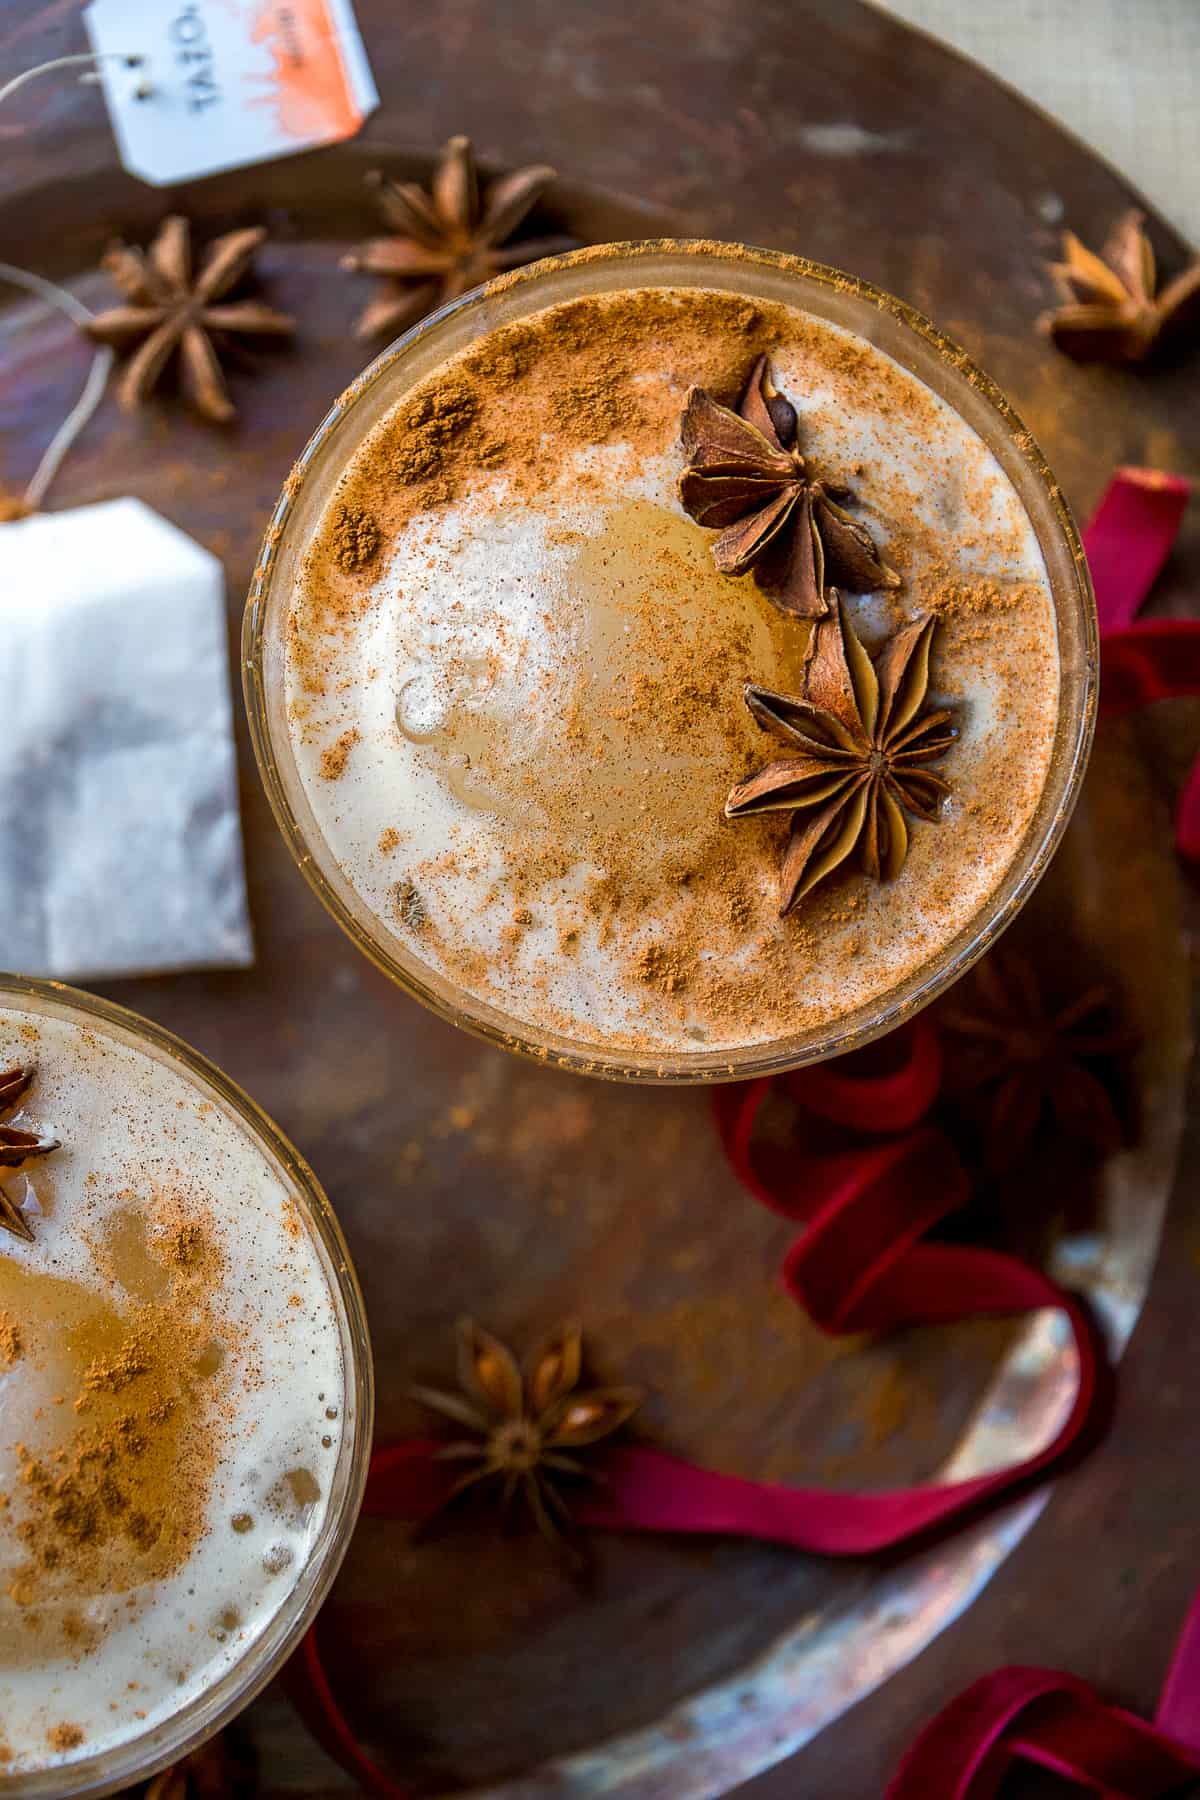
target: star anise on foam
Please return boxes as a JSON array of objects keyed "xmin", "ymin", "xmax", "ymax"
[
  {"xmin": 84, "ymin": 215, "xmax": 294, "ymax": 423},
  {"xmin": 678, "ymin": 354, "xmax": 899, "ymax": 620},
  {"xmin": 0, "ymin": 1068, "xmax": 60, "ymax": 1243},
  {"xmin": 940, "ymin": 951, "xmax": 1138, "ymax": 1174},
  {"xmin": 726, "ymin": 596, "xmax": 957, "ymax": 914},
  {"xmin": 1042, "ymin": 210, "xmax": 1200, "ymax": 364},
  {"xmin": 411, "ymin": 1318, "xmax": 642, "ymax": 1558},
  {"xmin": 341, "ymin": 135, "xmax": 576, "ymax": 341}
]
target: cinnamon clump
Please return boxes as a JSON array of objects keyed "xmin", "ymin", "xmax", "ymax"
[
  {"xmin": 83, "ymin": 1333, "xmax": 152, "ymax": 1393},
  {"xmin": 0, "ymin": 1313, "xmax": 20, "ymax": 1367},
  {"xmin": 331, "ymin": 504, "xmax": 381, "ymax": 573},
  {"xmin": 387, "ymin": 379, "xmax": 479, "ymax": 484},
  {"xmin": 161, "ymin": 1219, "xmax": 205, "ymax": 1268},
  {"xmin": 635, "ymin": 944, "xmax": 692, "ymax": 994},
  {"xmin": 319, "ymin": 728, "xmax": 359, "ymax": 781},
  {"xmin": 46, "ymin": 1724, "xmax": 84, "ymax": 1753}
]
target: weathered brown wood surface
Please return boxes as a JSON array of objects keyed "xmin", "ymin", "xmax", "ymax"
[{"xmin": 2, "ymin": 2, "xmax": 1199, "ymax": 1795}]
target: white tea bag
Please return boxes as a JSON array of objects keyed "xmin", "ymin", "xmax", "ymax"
[{"xmin": 0, "ymin": 497, "xmax": 253, "ymax": 980}]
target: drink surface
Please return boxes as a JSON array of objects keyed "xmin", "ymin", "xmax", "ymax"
[
  {"xmin": 0, "ymin": 1001, "xmax": 346, "ymax": 1780},
  {"xmin": 286, "ymin": 285, "xmax": 1060, "ymax": 1055}
]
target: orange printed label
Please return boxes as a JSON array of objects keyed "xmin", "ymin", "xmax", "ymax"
[
  {"xmin": 250, "ymin": 0, "xmax": 361, "ymax": 142},
  {"xmin": 84, "ymin": 0, "xmax": 378, "ymax": 188}
]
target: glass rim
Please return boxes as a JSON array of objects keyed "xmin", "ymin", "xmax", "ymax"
[
  {"xmin": 243, "ymin": 238, "xmax": 1099, "ymax": 1084},
  {"xmin": 0, "ymin": 972, "xmax": 374, "ymax": 1799}
]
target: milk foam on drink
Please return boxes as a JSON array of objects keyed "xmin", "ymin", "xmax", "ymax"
[
  {"xmin": 0, "ymin": 999, "xmax": 347, "ymax": 1779},
  {"xmin": 284, "ymin": 288, "xmax": 1060, "ymax": 1056}
]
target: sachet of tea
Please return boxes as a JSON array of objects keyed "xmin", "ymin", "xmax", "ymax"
[{"xmin": 0, "ymin": 497, "xmax": 253, "ymax": 979}]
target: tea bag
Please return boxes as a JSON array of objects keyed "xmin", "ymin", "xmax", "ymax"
[{"xmin": 0, "ymin": 497, "xmax": 254, "ymax": 979}]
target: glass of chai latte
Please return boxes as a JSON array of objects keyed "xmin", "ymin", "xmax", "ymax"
[
  {"xmin": 0, "ymin": 976, "xmax": 371, "ymax": 1796},
  {"xmin": 246, "ymin": 242, "xmax": 1097, "ymax": 1081}
]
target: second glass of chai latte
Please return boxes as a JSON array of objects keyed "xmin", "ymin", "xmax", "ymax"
[
  {"xmin": 0, "ymin": 977, "xmax": 371, "ymax": 1797},
  {"xmin": 247, "ymin": 242, "xmax": 1096, "ymax": 1080}
]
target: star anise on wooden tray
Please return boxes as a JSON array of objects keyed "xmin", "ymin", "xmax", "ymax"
[
  {"xmin": 1042, "ymin": 210, "xmax": 1200, "ymax": 364},
  {"xmin": 141, "ymin": 1728, "xmax": 255, "ymax": 1799},
  {"xmin": 726, "ymin": 596, "xmax": 957, "ymax": 913},
  {"xmin": 411, "ymin": 1319, "xmax": 642, "ymax": 1557},
  {"xmin": 341, "ymin": 135, "xmax": 575, "ymax": 340},
  {"xmin": 84, "ymin": 215, "xmax": 294, "ymax": 423},
  {"xmin": 940, "ymin": 951, "xmax": 1138, "ymax": 1174},
  {"xmin": 0, "ymin": 1067, "xmax": 60, "ymax": 1242},
  {"xmin": 679, "ymin": 354, "xmax": 899, "ymax": 619}
]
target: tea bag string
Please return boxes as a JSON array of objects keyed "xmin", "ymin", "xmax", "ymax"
[
  {"xmin": 0, "ymin": 51, "xmax": 147, "ymax": 513},
  {"xmin": 0, "ymin": 51, "xmax": 148, "ymax": 109},
  {"xmin": 0, "ymin": 264, "xmax": 112, "ymax": 514}
]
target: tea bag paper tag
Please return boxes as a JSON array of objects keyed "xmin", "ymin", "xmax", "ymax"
[
  {"xmin": 0, "ymin": 498, "xmax": 254, "ymax": 980},
  {"xmin": 83, "ymin": 0, "xmax": 378, "ymax": 187}
]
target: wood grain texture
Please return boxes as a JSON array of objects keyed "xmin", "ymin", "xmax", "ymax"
[{"xmin": 1, "ymin": 3, "xmax": 1199, "ymax": 1796}]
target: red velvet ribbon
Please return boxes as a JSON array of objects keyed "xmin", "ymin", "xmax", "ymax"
[
  {"xmin": 1085, "ymin": 467, "xmax": 1190, "ymax": 631},
  {"xmin": 291, "ymin": 1021, "xmax": 1110, "ymax": 1795},
  {"xmin": 287, "ymin": 467, "xmax": 1193, "ymax": 1796},
  {"xmin": 1090, "ymin": 468, "xmax": 1200, "ymax": 857},
  {"xmin": 887, "ymin": 1583, "xmax": 1200, "ymax": 1798},
  {"xmin": 707, "ymin": 1023, "xmax": 1109, "ymax": 1547}
]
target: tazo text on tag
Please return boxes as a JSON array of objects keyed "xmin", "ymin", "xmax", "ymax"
[{"xmin": 84, "ymin": 0, "xmax": 378, "ymax": 187}]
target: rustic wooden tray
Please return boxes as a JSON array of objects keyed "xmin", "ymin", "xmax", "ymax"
[{"xmin": 3, "ymin": 4, "xmax": 1199, "ymax": 1795}]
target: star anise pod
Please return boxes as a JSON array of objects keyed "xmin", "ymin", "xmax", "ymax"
[
  {"xmin": 1042, "ymin": 210, "xmax": 1200, "ymax": 364},
  {"xmin": 940, "ymin": 951, "xmax": 1138, "ymax": 1174},
  {"xmin": 726, "ymin": 596, "xmax": 957, "ymax": 913},
  {"xmin": 678, "ymin": 354, "xmax": 899, "ymax": 620},
  {"xmin": 0, "ymin": 1067, "xmax": 60, "ymax": 1242},
  {"xmin": 341, "ymin": 135, "xmax": 575, "ymax": 341},
  {"xmin": 84, "ymin": 215, "xmax": 294, "ymax": 423},
  {"xmin": 411, "ymin": 1318, "xmax": 641, "ymax": 1556},
  {"xmin": 141, "ymin": 1728, "xmax": 255, "ymax": 1800}
]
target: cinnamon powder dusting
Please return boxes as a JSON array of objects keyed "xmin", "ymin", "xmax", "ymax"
[
  {"xmin": 1, "ymin": 1203, "xmax": 230, "ymax": 1652},
  {"xmin": 287, "ymin": 284, "xmax": 1060, "ymax": 1056}
]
